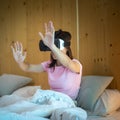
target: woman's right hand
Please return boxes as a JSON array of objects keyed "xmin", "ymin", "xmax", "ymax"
[{"xmin": 11, "ymin": 41, "xmax": 27, "ymax": 64}]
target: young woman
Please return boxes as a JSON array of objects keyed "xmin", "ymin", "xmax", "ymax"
[{"xmin": 11, "ymin": 21, "xmax": 82, "ymax": 100}]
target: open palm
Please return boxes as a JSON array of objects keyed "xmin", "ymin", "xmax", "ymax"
[
  {"xmin": 39, "ymin": 21, "xmax": 55, "ymax": 49},
  {"xmin": 11, "ymin": 42, "xmax": 27, "ymax": 63}
]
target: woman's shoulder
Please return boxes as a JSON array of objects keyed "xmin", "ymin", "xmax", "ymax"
[
  {"xmin": 72, "ymin": 59, "xmax": 82, "ymax": 69},
  {"xmin": 72, "ymin": 59, "xmax": 82, "ymax": 64},
  {"xmin": 41, "ymin": 60, "xmax": 51, "ymax": 69}
]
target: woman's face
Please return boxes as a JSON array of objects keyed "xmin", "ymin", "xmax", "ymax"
[{"xmin": 51, "ymin": 48, "xmax": 67, "ymax": 60}]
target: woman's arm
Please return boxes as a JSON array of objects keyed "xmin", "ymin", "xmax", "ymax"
[
  {"xmin": 18, "ymin": 62, "xmax": 44, "ymax": 73},
  {"xmin": 51, "ymin": 44, "xmax": 81, "ymax": 73},
  {"xmin": 39, "ymin": 21, "xmax": 81, "ymax": 73}
]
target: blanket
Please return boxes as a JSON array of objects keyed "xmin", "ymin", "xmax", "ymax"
[
  {"xmin": 0, "ymin": 111, "xmax": 49, "ymax": 120},
  {"xmin": 50, "ymin": 107, "xmax": 87, "ymax": 120},
  {"xmin": 0, "ymin": 89, "xmax": 87, "ymax": 120}
]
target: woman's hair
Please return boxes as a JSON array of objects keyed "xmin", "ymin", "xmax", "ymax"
[{"xmin": 49, "ymin": 29, "xmax": 73, "ymax": 68}]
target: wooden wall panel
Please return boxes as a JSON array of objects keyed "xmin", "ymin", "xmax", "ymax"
[
  {"xmin": 0, "ymin": 0, "xmax": 27, "ymax": 76},
  {"xmin": 78, "ymin": 0, "xmax": 120, "ymax": 90},
  {"xmin": 106, "ymin": 0, "xmax": 120, "ymax": 89},
  {"xmin": 0, "ymin": 0, "xmax": 77, "ymax": 89},
  {"xmin": 1, "ymin": 0, "xmax": 120, "ymax": 90}
]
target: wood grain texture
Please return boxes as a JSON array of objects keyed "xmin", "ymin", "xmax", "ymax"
[
  {"xmin": 78, "ymin": 0, "xmax": 120, "ymax": 90},
  {"xmin": 0, "ymin": 0, "xmax": 120, "ymax": 90},
  {"xmin": 0, "ymin": 0, "xmax": 77, "ymax": 89}
]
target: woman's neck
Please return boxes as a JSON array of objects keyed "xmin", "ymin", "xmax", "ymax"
[{"xmin": 56, "ymin": 61, "xmax": 62, "ymax": 66}]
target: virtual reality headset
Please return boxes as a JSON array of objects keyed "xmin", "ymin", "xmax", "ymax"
[{"xmin": 39, "ymin": 38, "xmax": 71, "ymax": 51}]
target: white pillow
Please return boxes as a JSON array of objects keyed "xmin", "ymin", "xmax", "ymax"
[
  {"xmin": 76, "ymin": 75, "xmax": 113, "ymax": 111},
  {"xmin": 89, "ymin": 89, "xmax": 120, "ymax": 116},
  {"xmin": 0, "ymin": 74, "xmax": 32, "ymax": 96},
  {"xmin": 12, "ymin": 86, "xmax": 41, "ymax": 98}
]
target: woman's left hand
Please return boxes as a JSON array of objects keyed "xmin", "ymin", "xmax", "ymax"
[{"xmin": 39, "ymin": 21, "xmax": 55, "ymax": 49}]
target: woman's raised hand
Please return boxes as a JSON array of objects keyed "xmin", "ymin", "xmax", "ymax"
[
  {"xmin": 11, "ymin": 41, "xmax": 27, "ymax": 64},
  {"xmin": 38, "ymin": 21, "xmax": 55, "ymax": 49}
]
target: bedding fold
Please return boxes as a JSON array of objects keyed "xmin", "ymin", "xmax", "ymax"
[
  {"xmin": 0, "ymin": 89, "xmax": 78, "ymax": 119},
  {"xmin": 50, "ymin": 107, "xmax": 87, "ymax": 120}
]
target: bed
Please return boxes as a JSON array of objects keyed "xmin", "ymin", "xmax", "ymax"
[{"xmin": 0, "ymin": 74, "xmax": 120, "ymax": 120}]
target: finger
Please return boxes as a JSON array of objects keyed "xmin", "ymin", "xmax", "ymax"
[
  {"xmin": 16, "ymin": 41, "xmax": 19, "ymax": 49},
  {"xmin": 11, "ymin": 46, "xmax": 16, "ymax": 57},
  {"xmin": 15, "ymin": 41, "xmax": 20, "ymax": 51},
  {"xmin": 47, "ymin": 21, "xmax": 51, "ymax": 32},
  {"xmin": 11, "ymin": 46, "xmax": 15, "ymax": 53},
  {"xmin": 17, "ymin": 41, "xmax": 21, "ymax": 51},
  {"xmin": 20, "ymin": 42, "xmax": 23, "ymax": 52},
  {"xmin": 14, "ymin": 42, "xmax": 17, "ymax": 51},
  {"xmin": 49, "ymin": 21, "xmax": 55, "ymax": 39},
  {"xmin": 38, "ymin": 32, "xmax": 44, "ymax": 40},
  {"xmin": 50, "ymin": 21, "xmax": 55, "ymax": 33},
  {"xmin": 18, "ymin": 42, "xmax": 21, "ymax": 51}
]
